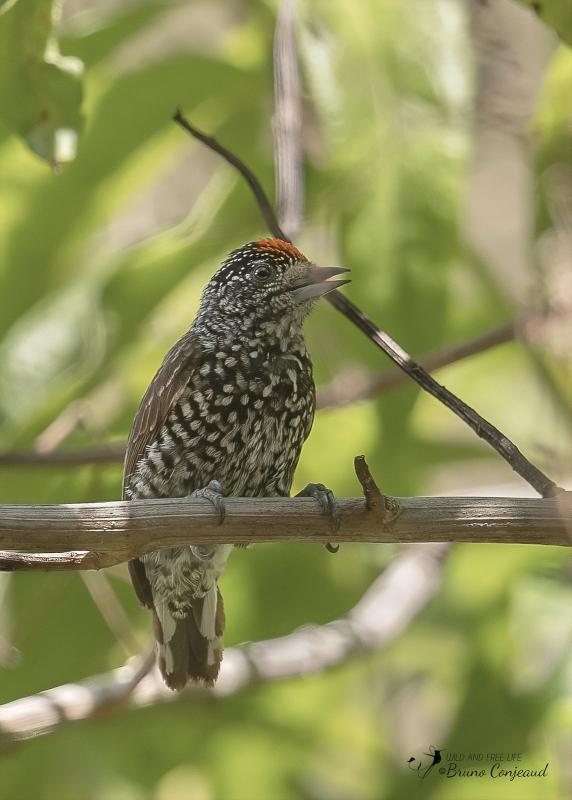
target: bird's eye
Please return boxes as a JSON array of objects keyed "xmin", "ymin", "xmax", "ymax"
[{"xmin": 252, "ymin": 264, "xmax": 274, "ymax": 283}]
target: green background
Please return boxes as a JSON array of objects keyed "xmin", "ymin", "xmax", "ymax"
[{"xmin": 0, "ymin": 0, "xmax": 570, "ymax": 798}]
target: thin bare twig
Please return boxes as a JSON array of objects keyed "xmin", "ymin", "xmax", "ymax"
[
  {"xmin": 0, "ymin": 543, "xmax": 449, "ymax": 747},
  {"xmin": 172, "ymin": 109, "xmax": 288, "ymax": 241},
  {"xmin": 327, "ymin": 291, "xmax": 562, "ymax": 498}
]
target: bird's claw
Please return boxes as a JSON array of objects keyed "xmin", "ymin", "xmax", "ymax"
[
  {"xmin": 299, "ymin": 483, "xmax": 340, "ymax": 533},
  {"xmin": 189, "ymin": 480, "xmax": 226, "ymax": 525},
  {"xmin": 296, "ymin": 482, "xmax": 341, "ymax": 551},
  {"xmin": 190, "ymin": 545, "xmax": 216, "ymax": 561}
]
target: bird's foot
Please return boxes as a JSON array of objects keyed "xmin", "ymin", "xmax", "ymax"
[
  {"xmin": 188, "ymin": 480, "xmax": 226, "ymax": 525},
  {"xmin": 296, "ymin": 482, "xmax": 340, "ymax": 552},
  {"xmin": 188, "ymin": 480, "xmax": 225, "ymax": 560}
]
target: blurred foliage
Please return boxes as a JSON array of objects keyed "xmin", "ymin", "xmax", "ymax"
[
  {"xmin": 516, "ymin": 0, "xmax": 572, "ymax": 46},
  {"xmin": 0, "ymin": 0, "xmax": 571, "ymax": 798}
]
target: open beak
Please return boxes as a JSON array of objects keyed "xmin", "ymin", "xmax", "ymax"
[{"xmin": 291, "ymin": 266, "xmax": 351, "ymax": 303}]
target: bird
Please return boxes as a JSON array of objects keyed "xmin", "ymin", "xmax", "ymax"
[{"xmin": 123, "ymin": 238, "xmax": 349, "ymax": 690}]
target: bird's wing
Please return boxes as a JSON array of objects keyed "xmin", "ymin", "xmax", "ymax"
[{"xmin": 122, "ymin": 330, "xmax": 202, "ymax": 499}]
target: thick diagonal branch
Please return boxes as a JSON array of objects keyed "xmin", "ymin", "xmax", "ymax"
[{"xmin": 326, "ymin": 291, "xmax": 561, "ymax": 498}]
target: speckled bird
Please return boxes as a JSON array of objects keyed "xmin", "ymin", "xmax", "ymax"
[{"xmin": 123, "ymin": 238, "xmax": 349, "ymax": 690}]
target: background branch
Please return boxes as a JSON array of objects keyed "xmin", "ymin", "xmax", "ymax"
[
  {"xmin": 0, "ymin": 542, "xmax": 449, "ymax": 747},
  {"xmin": 0, "ymin": 646, "xmax": 156, "ymax": 750},
  {"xmin": 0, "ymin": 321, "xmax": 518, "ymax": 468},
  {"xmin": 273, "ymin": 0, "xmax": 304, "ymax": 240},
  {"xmin": 0, "ymin": 442, "xmax": 126, "ymax": 468},
  {"xmin": 316, "ymin": 320, "xmax": 515, "ymax": 408},
  {"xmin": 80, "ymin": 572, "xmax": 140, "ymax": 657},
  {"xmin": 318, "ymin": 307, "xmax": 571, "ymax": 408}
]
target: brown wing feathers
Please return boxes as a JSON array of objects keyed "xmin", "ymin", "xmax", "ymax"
[
  {"xmin": 127, "ymin": 558, "xmax": 153, "ymax": 610},
  {"xmin": 122, "ymin": 331, "xmax": 202, "ymax": 498}
]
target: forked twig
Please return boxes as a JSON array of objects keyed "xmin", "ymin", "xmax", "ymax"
[{"xmin": 172, "ymin": 110, "xmax": 562, "ymax": 500}]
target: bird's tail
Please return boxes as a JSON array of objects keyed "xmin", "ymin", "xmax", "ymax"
[
  {"xmin": 152, "ymin": 584, "xmax": 225, "ymax": 690},
  {"xmin": 128, "ymin": 557, "xmax": 226, "ymax": 690}
]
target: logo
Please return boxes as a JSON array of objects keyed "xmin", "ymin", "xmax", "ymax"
[
  {"xmin": 407, "ymin": 748, "xmax": 549, "ymax": 783},
  {"xmin": 407, "ymin": 746, "xmax": 442, "ymax": 783}
]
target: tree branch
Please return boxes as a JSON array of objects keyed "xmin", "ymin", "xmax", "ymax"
[
  {"xmin": 0, "ymin": 542, "xmax": 450, "ymax": 747},
  {"xmin": 0, "ymin": 491, "xmax": 569, "ymax": 573}
]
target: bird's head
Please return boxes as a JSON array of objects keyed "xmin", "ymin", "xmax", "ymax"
[{"xmin": 200, "ymin": 239, "xmax": 349, "ymax": 331}]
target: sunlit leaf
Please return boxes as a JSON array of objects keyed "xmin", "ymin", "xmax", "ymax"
[{"xmin": 0, "ymin": 0, "xmax": 83, "ymax": 165}]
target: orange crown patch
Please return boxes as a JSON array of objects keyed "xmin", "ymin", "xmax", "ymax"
[{"xmin": 254, "ymin": 238, "xmax": 307, "ymax": 261}]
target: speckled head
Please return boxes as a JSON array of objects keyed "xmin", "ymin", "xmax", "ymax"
[{"xmin": 199, "ymin": 238, "xmax": 349, "ymax": 325}]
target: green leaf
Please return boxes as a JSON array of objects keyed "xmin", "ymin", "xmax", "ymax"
[{"xmin": 0, "ymin": 0, "xmax": 83, "ymax": 165}]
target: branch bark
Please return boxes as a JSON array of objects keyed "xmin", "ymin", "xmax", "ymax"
[
  {"xmin": 0, "ymin": 646, "xmax": 156, "ymax": 749},
  {"xmin": 0, "ymin": 493, "xmax": 569, "ymax": 572}
]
